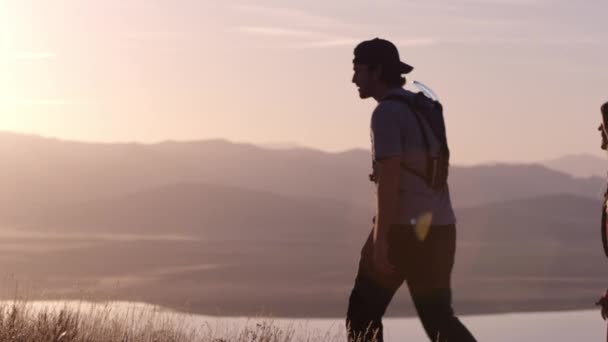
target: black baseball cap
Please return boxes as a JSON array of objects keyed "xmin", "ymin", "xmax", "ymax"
[{"xmin": 353, "ymin": 38, "xmax": 414, "ymax": 74}]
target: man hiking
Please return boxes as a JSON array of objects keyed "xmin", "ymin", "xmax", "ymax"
[{"xmin": 345, "ymin": 38, "xmax": 476, "ymax": 342}]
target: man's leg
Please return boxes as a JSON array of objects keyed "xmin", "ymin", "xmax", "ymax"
[
  {"xmin": 409, "ymin": 287, "xmax": 475, "ymax": 342},
  {"xmin": 346, "ymin": 230, "xmax": 404, "ymax": 342},
  {"xmin": 404, "ymin": 225, "xmax": 476, "ymax": 342}
]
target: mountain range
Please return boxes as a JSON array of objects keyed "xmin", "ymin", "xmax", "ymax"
[
  {"xmin": 543, "ymin": 153, "xmax": 607, "ymax": 178},
  {"xmin": 0, "ymin": 131, "xmax": 606, "ymax": 317}
]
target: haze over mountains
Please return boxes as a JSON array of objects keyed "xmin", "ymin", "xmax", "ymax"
[
  {"xmin": 0, "ymin": 131, "xmax": 603, "ymax": 214},
  {"xmin": 0, "ymin": 131, "xmax": 605, "ymax": 317},
  {"xmin": 544, "ymin": 154, "xmax": 607, "ymax": 178}
]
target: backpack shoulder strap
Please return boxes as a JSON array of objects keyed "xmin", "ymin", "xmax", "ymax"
[
  {"xmin": 602, "ymin": 190, "xmax": 608, "ymax": 258},
  {"xmin": 381, "ymin": 94, "xmax": 432, "ymax": 151},
  {"xmin": 381, "ymin": 94, "xmax": 433, "ymax": 181}
]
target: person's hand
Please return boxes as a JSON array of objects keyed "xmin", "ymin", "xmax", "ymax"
[{"xmin": 372, "ymin": 237, "xmax": 397, "ymax": 277}]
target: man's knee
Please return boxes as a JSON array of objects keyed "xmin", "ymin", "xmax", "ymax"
[
  {"xmin": 413, "ymin": 287, "xmax": 453, "ymax": 316},
  {"xmin": 411, "ymin": 288, "xmax": 455, "ymax": 339},
  {"xmin": 348, "ymin": 275, "xmax": 396, "ymax": 318},
  {"xmin": 347, "ymin": 279, "xmax": 381, "ymax": 326}
]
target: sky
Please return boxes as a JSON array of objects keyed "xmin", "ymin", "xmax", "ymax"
[{"xmin": 0, "ymin": 0, "xmax": 606, "ymax": 165}]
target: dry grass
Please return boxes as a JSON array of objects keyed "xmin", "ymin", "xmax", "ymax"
[{"xmin": 0, "ymin": 300, "xmax": 374, "ymax": 342}]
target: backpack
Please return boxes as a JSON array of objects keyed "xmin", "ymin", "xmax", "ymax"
[{"xmin": 381, "ymin": 91, "xmax": 450, "ymax": 191}]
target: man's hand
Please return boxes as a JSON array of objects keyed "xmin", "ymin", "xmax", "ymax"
[{"xmin": 372, "ymin": 235, "xmax": 397, "ymax": 276}]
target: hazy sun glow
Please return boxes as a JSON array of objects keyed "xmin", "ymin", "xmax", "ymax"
[
  {"xmin": 0, "ymin": 2, "xmax": 42, "ymax": 131},
  {"xmin": 0, "ymin": 1, "xmax": 606, "ymax": 164}
]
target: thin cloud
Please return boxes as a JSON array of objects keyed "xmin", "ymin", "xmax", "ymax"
[
  {"xmin": 234, "ymin": 23, "xmax": 438, "ymax": 49},
  {"xmin": 0, "ymin": 99, "xmax": 89, "ymax": 106},
  {"xmin": 233, "ymin": 26, "xmax": 326, "ymax": 39},
  {"xmin": 229, "ymin": 3, "xmax": 354, "ymax": 30},
  {"xmin": 232, "ymin": 25, "xmax": 356, "ymax": 48},
  {"xmin": 446, "ymin": 35, "xmax": 604, "ymax": 46},
  {"xmin": 393, "ymin": 38, "xmax": 439, "ymax": 47},
  {"xmin": 288, "ymin": 39, "xmax": 360, "ymax": 49},
  {"xmin": 229, "ymin": 4, "xmax": 439, "ymax": 50},
  {"xmin": 288, "ymin": 37, "xmax": 438, "ymax": 49},
  {"xmin": 2, "ymin": 52, "xmax": 56, "ymax": 61},
  {"xmin": 123, "ymin": 31, "xmax": 190, "ymax": 41}
]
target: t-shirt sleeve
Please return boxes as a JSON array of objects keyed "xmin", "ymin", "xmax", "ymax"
[{"xmin": 371, "ymin": 102, "xmax": 402, "ymax": 161}]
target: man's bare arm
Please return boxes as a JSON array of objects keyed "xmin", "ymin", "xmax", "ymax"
[{"xmin": 374, "ymin": 156, "xmax": 401, "ymax": 242}]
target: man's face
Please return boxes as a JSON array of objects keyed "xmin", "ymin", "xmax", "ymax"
[{"xmin": 352, "ymin": 63, "xmax": 378, "ymax": 99}]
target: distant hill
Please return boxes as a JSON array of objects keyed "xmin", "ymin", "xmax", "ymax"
[
  {"xmin": 456, "ymin": 193, "xmax": 602, "ymax": 276},
  {"xmin": 543, "ymin": 153, "xmax": 607, "ymax": 178},
  {"xmin": 0, "ymin": 131, "xmax": 604, "ymax": 222},
  {"xmin": 449, "ymin": 163, "xmax": 604, "ymax": 208},
  {"xmin": 18, "ymin": 182, "xmax": 372, "ymax": 242}
]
